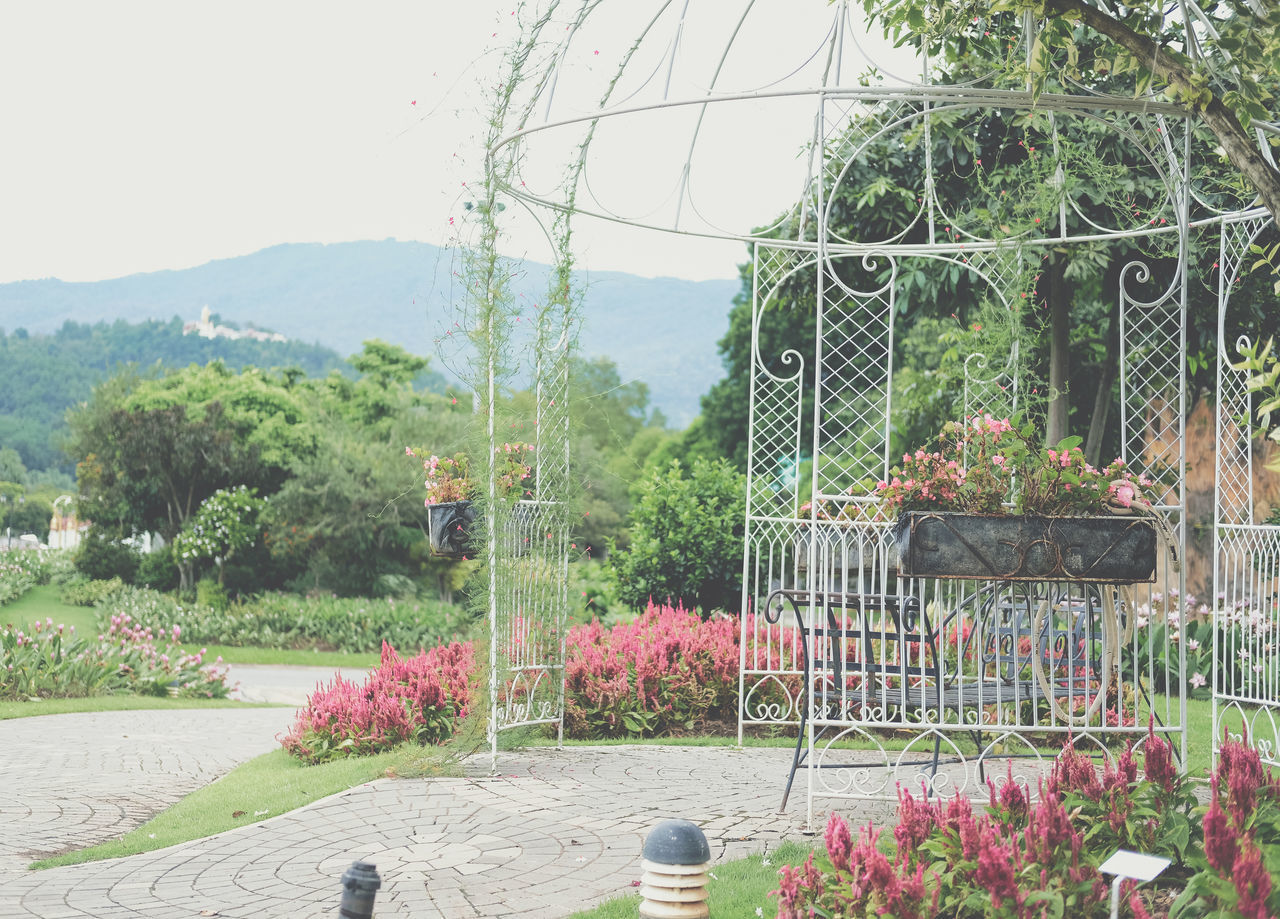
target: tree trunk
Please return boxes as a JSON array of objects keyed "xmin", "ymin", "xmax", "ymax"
[
  {"xmin": 1048, "ymin": 0, "xmax": 1280, "ymax": 224},
  {"xmin": 1046, "ymin": 254, "xmax": 1071, "ymax": 447},
  {"xmin": 1085, "ymin": 294, "xmax": 1122, "ymax": 466}
]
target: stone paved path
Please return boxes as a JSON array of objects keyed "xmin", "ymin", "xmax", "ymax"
[
  {"xmin": 0, "ymin": 708, "xmax": 295, "ymax": 876},
  {"xmin": 5, "ymin": 743, "xmax": 890, "ymax": 919},
  {"xmin": 0, "ymin": 669, "xmax": 898, "ymax": 918}
]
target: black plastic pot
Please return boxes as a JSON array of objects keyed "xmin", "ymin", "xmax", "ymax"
[
  {"xmin": 894, "ymin": 511, "xmax": 1158, "ymax": 583},
  {"xmin": 427, "ymin": 500, "xmax": 477, "ymax": 558}
]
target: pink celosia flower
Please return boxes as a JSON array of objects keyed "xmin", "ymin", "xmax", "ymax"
[
  {"xmin": 1231, "ymin": 842, "xmax": 1274, "ymax": 919},
  {"xmin": 824, "ymin": 813, "xmax": 852, "ymax": 873}
]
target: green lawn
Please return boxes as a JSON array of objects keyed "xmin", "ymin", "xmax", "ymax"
[
  {"xmin": 2, "ymin": 584, "xmax": 97, "ymax": 634},
  {"xmin": 0, "ymin": 695, "xmax": 279, "ymax": 720},
  {"xmin": 565, "ymin": 840, "xmax": 815, "ymax": 919}
]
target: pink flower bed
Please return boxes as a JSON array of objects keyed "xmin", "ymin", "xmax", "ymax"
[
  {"xmin": 281, "ymin": 640, "xmax": 474, "ymax": 764},
  {"xmin": 773, "ymin": 728, "xmax": 1280, "ymax": 919},
  {"xmin": 564, "ymin": 601, "xmax": 740, "ymax": 738}
]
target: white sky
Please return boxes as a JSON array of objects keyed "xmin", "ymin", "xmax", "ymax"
[{"xmin": 0, "ymin": 2, "xmax": 911, "ymax": 286}]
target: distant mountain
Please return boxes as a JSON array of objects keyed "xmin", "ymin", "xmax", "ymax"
[{"xmin": 0, "ymin": 240, "xmax": 741, "ymax": 426}]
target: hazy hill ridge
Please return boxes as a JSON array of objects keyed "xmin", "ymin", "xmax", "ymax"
[{"xmin": 0, "ymin": 240, "xmax": 739, "ymax": 426}]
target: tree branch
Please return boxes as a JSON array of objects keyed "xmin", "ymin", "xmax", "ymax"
[{"xmin": 1046, "ymin": 0, "xmax": 1280, "ymax": 222}]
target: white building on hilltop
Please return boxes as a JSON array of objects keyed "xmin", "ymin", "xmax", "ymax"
[{"xmin": 183, "ymin": 306, "xmax": 287, "ymax": 344}]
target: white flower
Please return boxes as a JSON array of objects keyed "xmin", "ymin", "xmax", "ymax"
[{"xmin": 1190, "ymin": 672, "xmax": 1206, "ymax": 688}]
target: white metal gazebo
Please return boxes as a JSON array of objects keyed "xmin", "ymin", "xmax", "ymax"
[{"xmin": 478, "ymin": 0, "xmax": 1280, "ymax": 818}]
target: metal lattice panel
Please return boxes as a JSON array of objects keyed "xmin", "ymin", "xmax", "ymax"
[
  {"xmin": 1213, "ymin": 209, "xmax": 1280, "ymax": 770},
  {"xmin": 1214, "ymin": 525, "xmax": 1280, "ymax": 768},
  {"xmin": 815, "ymin": 255, "xmax": 897, "ymax": 495},
  {"xmin": 488, "ymin": 287, "xmax": 573, "ymax": 748},
  {"xmin": 1119, "ymin": 258, "xmax": 1187, "ymax": 500}
]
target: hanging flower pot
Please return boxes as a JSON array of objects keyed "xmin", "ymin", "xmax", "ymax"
[
  {"xmin": 427, "ymin": 500, "xmax": 477, "ymax": 559},
  {"xmin": 893, "ymin": 511, "xmax": 1158, "ymax": 582}
]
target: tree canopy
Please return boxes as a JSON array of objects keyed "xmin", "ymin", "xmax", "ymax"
[
  {"xmin": 860, "ymin": 0, "xmax": 1280, "ymax": 222},
  {"xmin": 694, "ymin": 4, "xmax": 1280, "ymax": 484}
]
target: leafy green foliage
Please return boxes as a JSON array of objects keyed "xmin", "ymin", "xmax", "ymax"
[
  {"xmin": 611, "ymin": 458, "xmax": 747, "ymax": 615},
  {"xmin": 0, "ymin": 318, "xmax": 344, "ymax": 474},
  {"xmin": 566, "ymin": 356, "xmax": 670, "ymax": 556},
  {"xmin": 58, "ymin": 576, "xmax": 127, "ymax": 608},
  {"xmin": 1, "ymin": 612, "xmax": 230, "ymax": 700},
  {"xmin": 0, "ymin": 548, "xmax": 52, "ymax": 606},
  {"xmin": 72, "ymin": 532, "xmax": 140, "ymax": 583},
  {"xmin": 135, "ymin": 544, "xmax": 179, "ymax": 591},
  {"xmin": 173, "ymin": 485, "xmax": 265, "ymax": 585},
  {"xmin": 70, "ymin": 398, "xmax": 261, "ymax": 552},
  {"xmin": 859, "ymin": 0, "xmax": 1280, "ymax": 224},
  {"xmin": 1231, "ymin": 335, "xmax": 1280, "ymax": 466},
  {"xmin": 122, "ymin": 361, "xmax": 317, "ymax": 486},
  {"xmin": 96, "ymin": 586, "xmax": 469, "ymax": 654}
]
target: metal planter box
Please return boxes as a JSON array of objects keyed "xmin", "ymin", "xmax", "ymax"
[
  {"xmin": 894, "ymin": 511, "xmax": 1158, "ymax": 583},
  {"xmin": 427, "ymin": 500, "xmax": 476, "ymax": 558}
]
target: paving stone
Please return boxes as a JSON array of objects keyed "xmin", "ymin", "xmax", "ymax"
[{"xmin": 5, "ymin": 686, "xmax": 915, "ymax": 918}]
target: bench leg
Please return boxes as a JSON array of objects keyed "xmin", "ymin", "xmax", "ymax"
[{"xmin": 779, "ymin": 710, "xmax": 808, "ymax": 812}]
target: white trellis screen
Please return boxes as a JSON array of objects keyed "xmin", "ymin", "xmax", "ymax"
[
  {"xmin": 1213, "ymin": 213, "xmax": 1280, "ymax": 768},
  {"xmin": 487, "ymin": 297, "xmax": 573, "ymax": 756}
]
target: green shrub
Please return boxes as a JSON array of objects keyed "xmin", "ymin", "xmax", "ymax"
[
  {"xmin": 97, "ymin": 587, "xmax": 469, "ymax": 653},
  {"xmin": 47, "ymin": 550, "xmax": 79, "ymax": 586},
  {"xmin": 74, "ymin": 532, "xmax": 140, "ymax": 583},
  {"xmin": 135, "ymin": 546, "xmax": 179, "ymax": 591},
  {"xmin": 567, "ymin": 560, "xmax": 626, "ymax": 625},
  {"xmin": 59, "ymin": 576, "xmax": 127, "ymax": 608},
  {"xmin": 610, "ymin": 457, "xmax": 747, "ymax": 615},
  {"xmin": 195, "ymin": 578, "xmax": 229, "ymax": 612},
  {"xmin": 372, "ymin": 573, "xmax": 418, "ymax": 599},
  {"xmin": 0, "ymin": 548, "xmax": 53, "ymax": 606}
]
